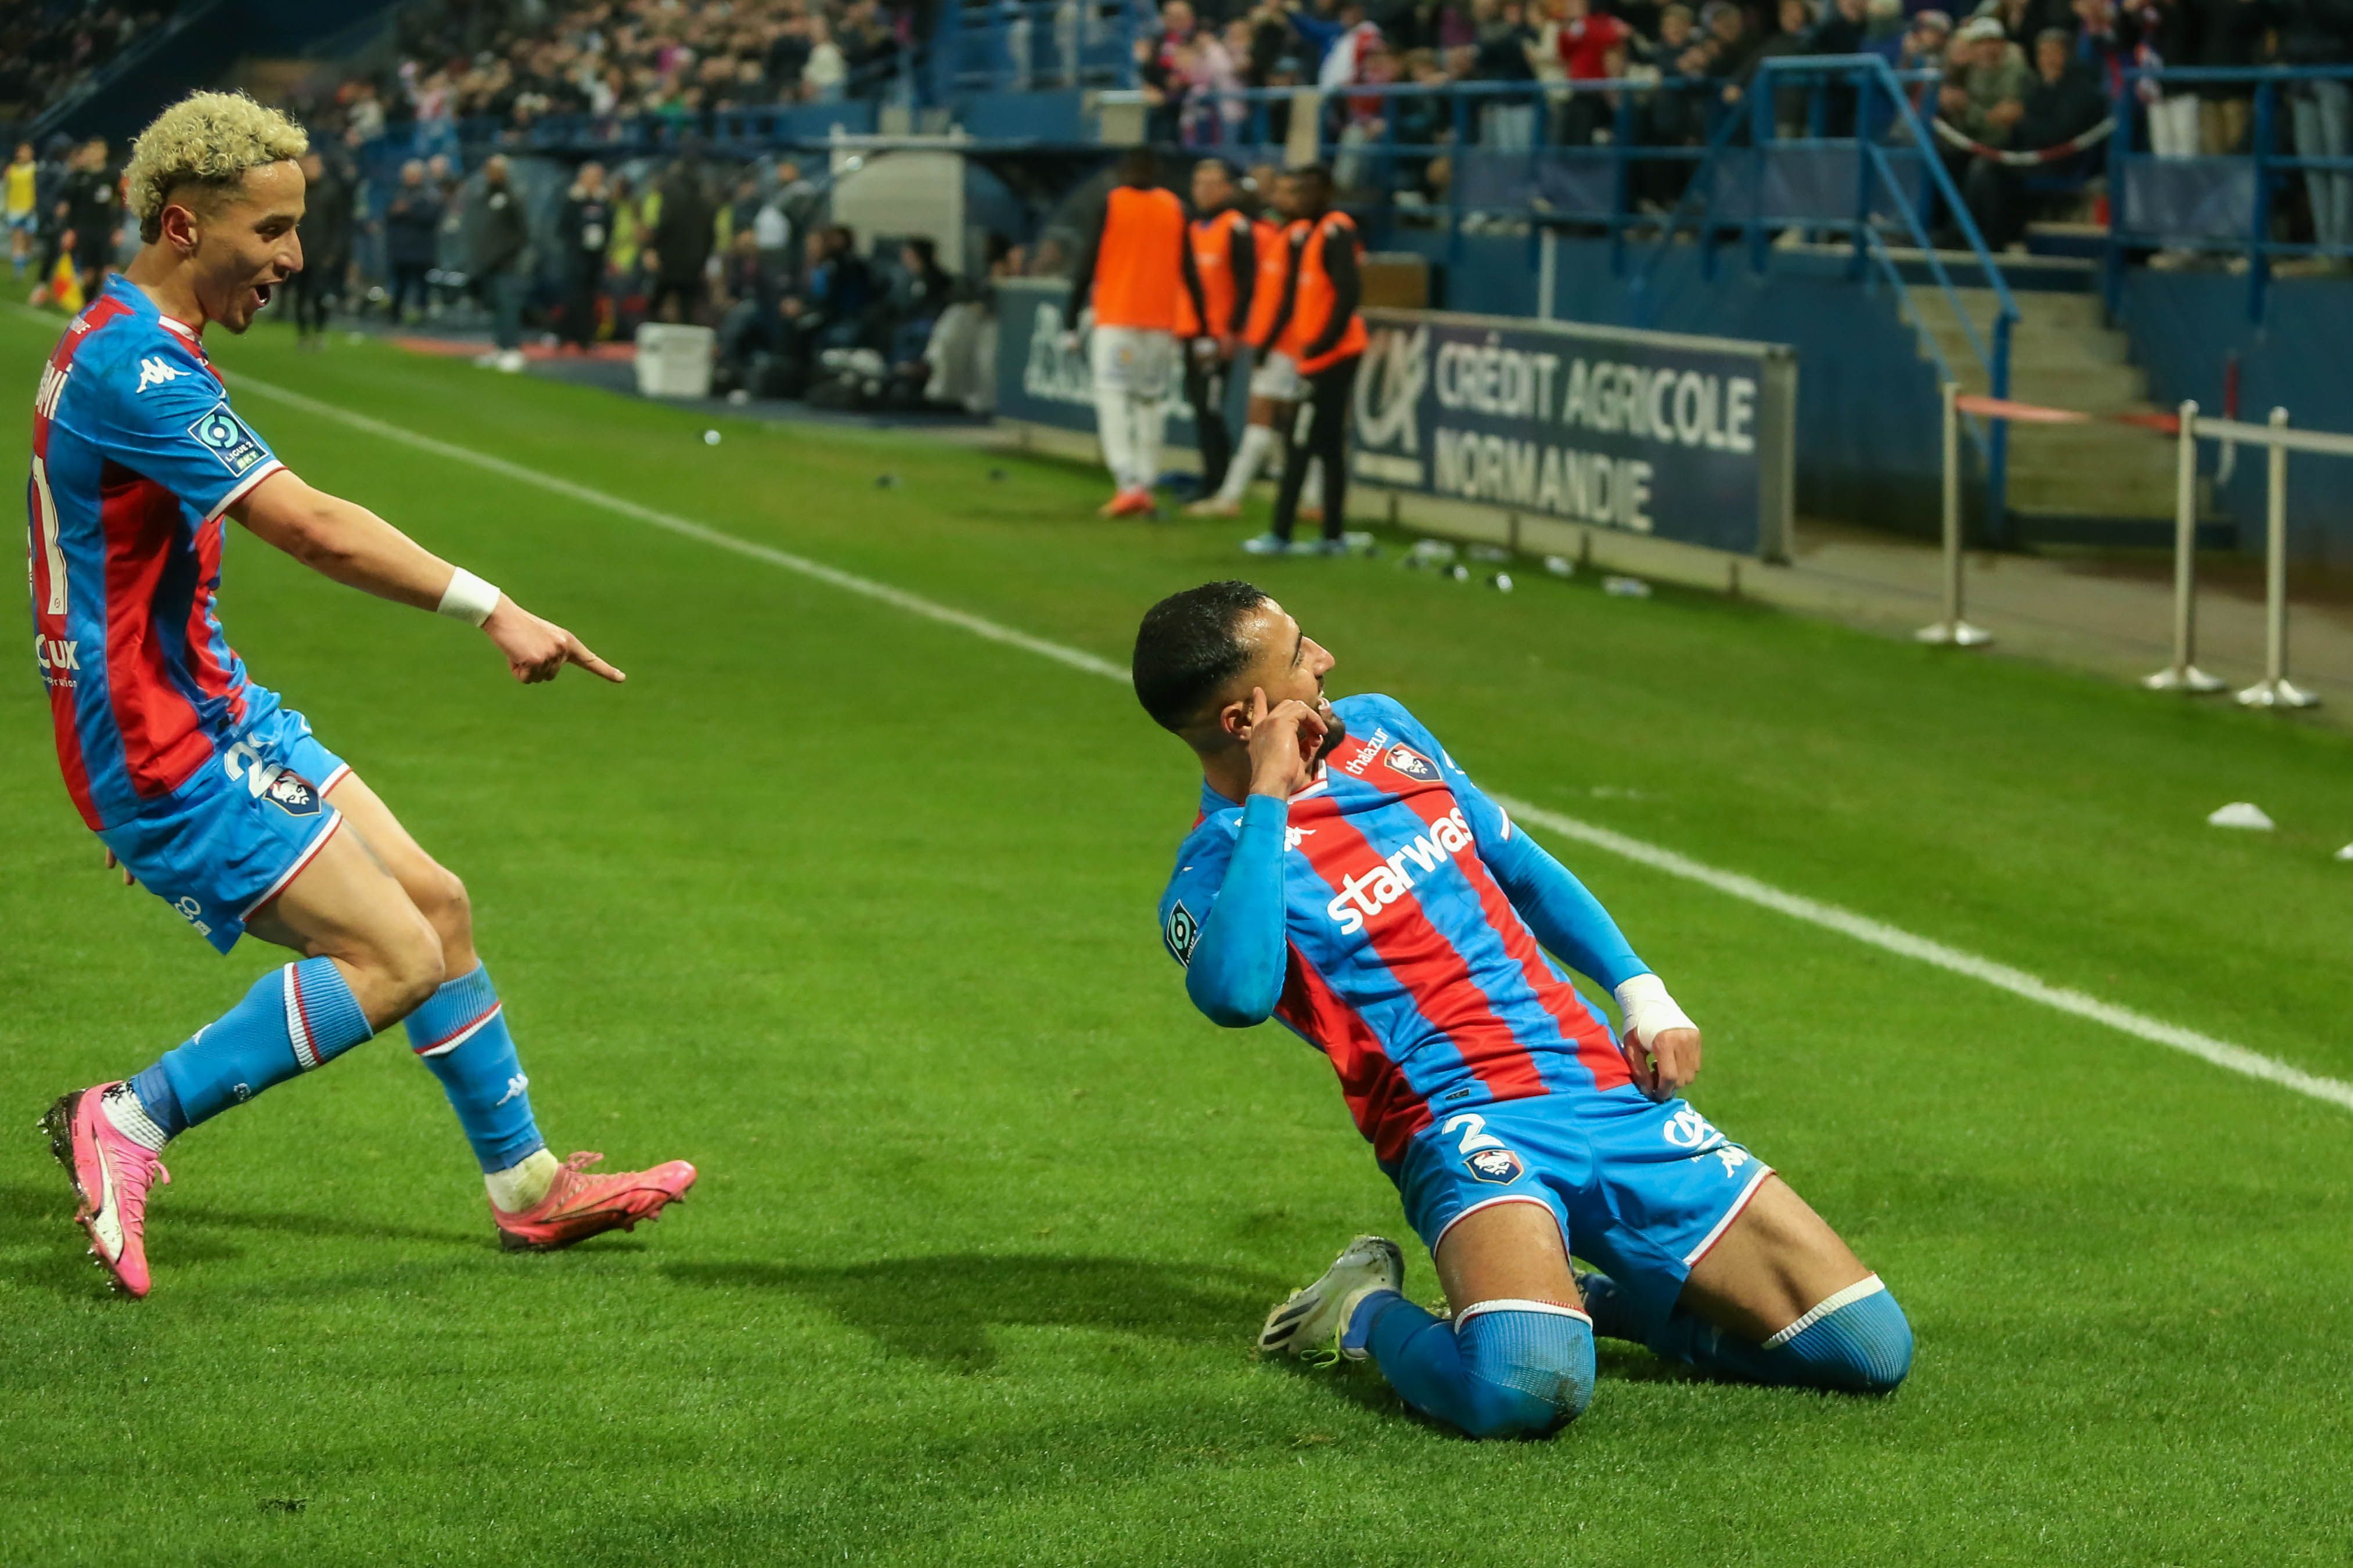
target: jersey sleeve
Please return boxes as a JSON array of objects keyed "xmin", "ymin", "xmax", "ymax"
[
  {"xmin": 74, "ymin": 337, "xmax": 283, "ymax": 522},
  {"xmin": 1158, "ymin": 796, "xmax": 1290, "ymax": 1028},
  {"xmin": 1362, "ymin": 694, "xmax": 1649, "ymax": 991}
]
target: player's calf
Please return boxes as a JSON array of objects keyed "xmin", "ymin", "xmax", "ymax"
[
  {"xmin": 1621, "ymin": 1273, "xmax": 1913, "ymax": 1394},
  {"xmin": 1359, "ymin": 1297, "xmax": 1596, "ymax": 1439}
]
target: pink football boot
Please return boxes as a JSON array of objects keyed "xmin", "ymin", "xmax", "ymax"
[
  {"xmin": 491, "ymin": 1151, "xmax": 697, "ymax": 1252},
  {"xmin": 41, "ymin": 1084, "xmax": 171, "ymax": 1298}
]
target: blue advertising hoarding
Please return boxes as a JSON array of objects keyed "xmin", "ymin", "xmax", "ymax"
[{"xmin": 995, "ymin": 281, "xmax": 1796, "ymax": 560}]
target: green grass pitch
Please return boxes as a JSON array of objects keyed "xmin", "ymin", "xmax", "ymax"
[{"xmin": 5, "ymin": 308, "xmax": 2351, "ymax": 1566}]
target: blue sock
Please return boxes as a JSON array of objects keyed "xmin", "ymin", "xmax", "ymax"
[
  {"xmin": 136, "ymin": 959, "xmax": 374, "ymax": 1131},
  {"xmin": 1358, "ymin": 1295, "xmax": 1595, "ymax": 1439},
  {"xmin": 403, "ymin": 964, "xmax": 546, "ymax": 1174},
  {"xmin": 1643, "ymin": 1276, "xmax": 1913, "ymax": 1393}
]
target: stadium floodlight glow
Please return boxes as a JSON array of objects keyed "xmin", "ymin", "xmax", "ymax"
[
  {"xmin": 2143, "ymin": 400, "xmax": 2226, "ymax": 694},
  {"xmin": 1916, "ymin": 381, "xmax": 1992, "ymax": 649}
]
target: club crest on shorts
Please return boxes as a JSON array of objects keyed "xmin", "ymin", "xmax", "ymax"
[
  {"xmin": 1465, "ymin": 1146, "xmax": 1525, "ymax": 1184},
  {"xmin": 1382, "ymin": 745, "xmax": 1439, "ymax": 785},
  {"xmin": 258, "ymin": 766, "xmax": 322, "ymax": 817}
]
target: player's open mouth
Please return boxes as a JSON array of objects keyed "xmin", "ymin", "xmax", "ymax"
[{"xmin": 251, "ymin": 283, "xmax": 273, "ymax": 311}]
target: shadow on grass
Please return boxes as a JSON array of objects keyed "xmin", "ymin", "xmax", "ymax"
[{"xmin": 664, "ymin": 1253, "xmax": 1289, "ymax": 1368}]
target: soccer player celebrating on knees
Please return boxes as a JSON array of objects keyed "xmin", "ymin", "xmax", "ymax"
[
  {"xmin": 1134, "ymin": 583, "xmax": 1912, "ymax": 1437},
  {"xmin": 1063, "ymin": 147, "xmax": 1207, "ymax": 520},
  {"xmin": 29, "ymin": 92, "xmax": 695, "ymax": 1299}
]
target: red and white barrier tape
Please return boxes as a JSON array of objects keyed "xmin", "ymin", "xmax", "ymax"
[{"xmin": 1928, "ymin": 114, "xmax": 2115, "ymax": 168}]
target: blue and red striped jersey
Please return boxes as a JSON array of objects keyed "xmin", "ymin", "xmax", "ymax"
[
  {"xmin": 27, "ymin": 277, "xmax": 287, "ymax": 830},
  {"xmin": 1159, "ymin": 693, "xmax": 1634, "ymax": 1163}
]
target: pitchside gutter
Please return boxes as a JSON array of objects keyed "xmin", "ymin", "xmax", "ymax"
[{"xmin": 145, "ymin": 356, "xmax": 2353, "ymax": 1119}]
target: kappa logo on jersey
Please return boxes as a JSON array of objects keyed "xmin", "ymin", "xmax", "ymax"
[
  {"xmin": 187, "ymin": 401, "xmax": 268, "ymax": 477},
  {"xmin": 1325, "ymin": 806, "xmax": 1476, "ymax": 935},
  {"xmin": 1381, "ymin": 744, "xmax": 1439, "ymax": 785},
  {"xmin": 134, "ymin": 356, "xmax": 183, "ymax": 395},
  {"xmin": 1165, "ymin": 899, "xmax": 1201, "ymax": 965},
  {"xmin": 221, "ymin": 739, "xmax": 323, "ymax": 816},
  {"xmin": 1286, "ymin": 825, "xmax": 1315, "ymax": 851},
  {"xmin": 1465, "ymin": 1146, "xmax": 1526, "ymax": 1184}
]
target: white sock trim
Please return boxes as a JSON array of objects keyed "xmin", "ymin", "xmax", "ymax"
[
  {"xmin": 101, "ymin": 1085, "xmax": 171, "ymax": 1151},
  {"xmin": 1762, "ymin": 1274, "xmax": 1887, "ymax": 1349},
  {"xmin": 1454, "ymin": 1298, "xmax": 1594, "ymax": 1328},
  {"xmin": 282, "ymin": 964, "xmax": 320, "ymax": 1070}
]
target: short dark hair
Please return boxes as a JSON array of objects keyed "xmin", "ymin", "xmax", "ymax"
[
  {"xmin": 1116, "ymin": 146, "xmax": 1160, "ymax": 187},
  {"xmin": 1132, "ymin": 581, "xmax": 1269, "ymax": 733}
]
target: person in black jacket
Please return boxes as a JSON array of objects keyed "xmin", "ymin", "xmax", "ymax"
[
  {"xmin": 60, "ymin": 138, "xmax": 120, "ymax": 297},
  {"xmin": 2191, "ymin": 0, "xmax": 2265, "ymax": 153},
  {"xmin": 2277, "ymin": 0, "xmax": 2353, "ymax": 271},
  {"xmin": 555, "ymin": 161, "xmax": 612, "ymax": 348},
  {"xmin": 1965, "ymin": 30, "xmax": 2110, "ymax": 249},
  {"xmin": 289, "ymin": 149, "xmax": 354, "ymax": 346},
  {"xmin": 646, "ymin": 158, "xmax": 716, "ymax": 324},
  {"xmin": 471, "ymin": 154, "xmax": 531, "ymax": 372},
  {"xmin": 383, "ymin": 160, "xmax": 441, "ymax": 325}
]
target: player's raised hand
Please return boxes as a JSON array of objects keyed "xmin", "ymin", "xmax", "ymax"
[
  {"xmin": 481, "ymin": 597, "xmax": 626, "ymax": 685},
  {"xmin": 1243, "ymin": 686, "xmax": 1326, "ymax": 801}
]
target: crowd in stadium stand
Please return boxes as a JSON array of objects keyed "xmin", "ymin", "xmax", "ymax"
[
  {"xmin": 1139, "ymin": 0, "xmax": 2348, "ymax": 266},
  {"xmin": 0, "ymin": 2, "xmax": 174, "ymax": 127}
]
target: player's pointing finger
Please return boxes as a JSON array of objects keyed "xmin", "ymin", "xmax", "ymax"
[{"xmin": 567, "ymin": 636, "xmax": 627, "ymax": 683}]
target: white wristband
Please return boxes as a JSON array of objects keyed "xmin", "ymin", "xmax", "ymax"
[
  {"xmin": 1613, "ymin": 973, "xmax": 1696, "ymax": 1046},
  {"xmin": 437, "ymin": 568, "xmax": 501, "ymax": 627}
]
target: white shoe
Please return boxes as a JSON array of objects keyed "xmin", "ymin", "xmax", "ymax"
[
  {"xmin": 495, "ymin": 349, "xmax": 527, "ymax": 373},
  {"xmin": 473, "ymin": 351, "xmax": 500, "ymax": 367},
  {"xmin": 1257, "ymin": 1234, "xmax": 1404, "ymax": 1360}
]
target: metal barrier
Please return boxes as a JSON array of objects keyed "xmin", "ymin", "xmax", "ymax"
[
  {"xmin": 2148, "ymin": 406, "xmax": 2353, "ymax": 709},
  {"xmin": 1930, "ymin": 383, "xmax": 2351, "ymax": 708}
]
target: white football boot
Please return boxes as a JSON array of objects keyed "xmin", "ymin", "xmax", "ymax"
[{"xmin": 1258, "ymin": 1234, "xmax": 1405, "ymax": 1361}]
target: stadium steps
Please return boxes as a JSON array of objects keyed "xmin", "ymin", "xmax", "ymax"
[{"xmin": 1899, "ymin": 285, "xmax": 2194, "ymax": 539}]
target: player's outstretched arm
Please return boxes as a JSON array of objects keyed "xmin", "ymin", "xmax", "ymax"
[{"xmin": 231, "ymin": 470, "xmax": 624, "ymax": 686}]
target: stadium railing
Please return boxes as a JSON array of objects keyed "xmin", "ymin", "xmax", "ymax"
[
  {"xmin": 933, "ymin": 0, "xmax": 1145, "ymax": 96},
  {"xmin": 2103, "ymin": 64, "xmax": 2353, "ymax": 322},
  {"xmin": 1181, "ymin": 57, "xmax": 2019, "ymax": 532}
]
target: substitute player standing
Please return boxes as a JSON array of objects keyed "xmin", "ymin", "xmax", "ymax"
[
  {"xmin": 1243, "ymin": 168, "xmax": 1365, "ymax": 557},
  {"xmin": 30, "ymin": 92, "xmax": 695, "ymax": 1299},
  {"xmin": 1063, "ymin": 148, "xmax": 1207, "ymax": 519},
  {"xmin": 1171, "ymin": 158, "xmax": 1257, "ymax": 501},
  {"xmin": 1134, "ymin": 582, "xmax": 1912, "ymax": 1436}
]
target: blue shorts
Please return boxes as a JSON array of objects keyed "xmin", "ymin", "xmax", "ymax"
[
  {"xmin": 97, "ymin": 706, "xmax": 350, "ymax": 956},
  {"xmin": 1387, "ymin": 1087, "xmax": 1774, "ymax": 1332}
]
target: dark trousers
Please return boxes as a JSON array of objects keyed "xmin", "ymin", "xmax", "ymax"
[
  {"xmin": 1274, "ymin": 355, "xmax": 1358, "ymax": 543},
  {"xmin": 1183, "ymin": 352, "xmax": 1235, "ymax": 493},
  {"xmin": 388, "ymin": 259, "xmax": 430, "ymax": 321},
  {"xmin": 484, "ymin": 269, "xmax": 524, "ymax": 351},
  {"xmin": 287, "ymin": 255, "xmax": 344, "ymax": 335},
  {"xmin": 648, "ymin": 273, "xmax": 705, "ymax": 324},
  {"xmin": 1963, "ymin": 160, "xmax": 2024, "ymax": 251},
  {"xmin": 560, "ymin": 262, "xmax": 603, "ymax": 347}
]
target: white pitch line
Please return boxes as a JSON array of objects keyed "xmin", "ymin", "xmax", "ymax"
[{"xmin": 228, "ymin": 369, "xmax": 2353, "ymax": 1116}]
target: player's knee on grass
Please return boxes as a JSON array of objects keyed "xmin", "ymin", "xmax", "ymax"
[
  {"xmin": 1453, "ymin": 1305, "xmax": 1596, "ymax": 1438},
  {"xmin": 1778, "ymin": 1282, "xmax": 1913, "ymax": 1394}
]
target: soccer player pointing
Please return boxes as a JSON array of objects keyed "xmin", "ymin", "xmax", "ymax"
[
  {"xmin": 31, "ymin": 93, "xmax": 694, "ymax": 1297},
  {"xmin": 1136, "ymin": 583, "xmax": 1911, "ymax": 1437}
]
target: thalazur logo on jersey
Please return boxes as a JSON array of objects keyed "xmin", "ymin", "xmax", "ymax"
[
  {"xmin": 1325, "ymin": 806, "xmax": 1476, "ymax": 935},
  {"xmin": 188, "ymin": 401, "xmax": 267, "ymax": 476}
]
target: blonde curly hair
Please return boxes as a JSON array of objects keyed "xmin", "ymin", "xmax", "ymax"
[{"xmin": 124, "ymin": 91, "xmax": 309, "ymax": 243}]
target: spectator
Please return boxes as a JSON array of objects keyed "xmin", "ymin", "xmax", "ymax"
[
  {"xmin": 1895, "ymin": 9, "xmax": 1956, "ymax": 120},
  {"xmin": 6, "ymin": 141, "xmax": 36, "ymax": 280},
  {"xmin": 2189, "ymin": 0, "xmax": 2264, "ymax": 154},
  {"xmin": 1636, "ymin": 5, "xmax": 1710, "ymax": 202},
  {"xmin": 805, "ymin": 16, "xmax": 849, "ymax": 99},
  {"xmin": 382, "ymin": 159, "xmax": 441, "ymax": 324},
  {"xmin": 1696, "ymin": 1, "xmax": 1759, "ymax": 99},
  {"xmin": 2120, "ymin": 0, "xmax": 2199, "ymax": 160},
  {"xmin": 1963, "ymin": 27, "xmax": 2107, "ymax": 247},
  {"xmin": 1467, "ymin": 0, "xmax": 1542, "ymax": 150},
  {"xmin": 647, "ymin": 157, "xmax": 717, "ymax": 323},
  {"xmin": 715, "ymin": 229, "xmax": 779, "ymax": 387},
  {"xmin": 289, "ymin": 149, "xmax": 355, "ymax": 347},
  {"xmin": 1738, "ymin": 0, "xmax": 1818, "ymax": 134},
  {"xmin": 1940, "ymin": 16, "xmax": 2031, "ymax": 147},
  {"xmin": 556, "ymin": 160, "xmax": 613, "ymax": 349},
  {"xmin": 470, "ymin": 153, "xmax": 530, "ymax": 372},
  {"xmin": 2268, "ymin": 0, "xmax": 2348, "ymax": 272},
  {"xmin": 887, "ymin": 237, "xmax": 954, "ymax": 366},
  {"xmin": 1549, "ymin": 0, "xmax": 1632, "ymax": 146},
  {"xmin": 1809, "ymin": 0, "xmax": 1874, "ymax": 135}
]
